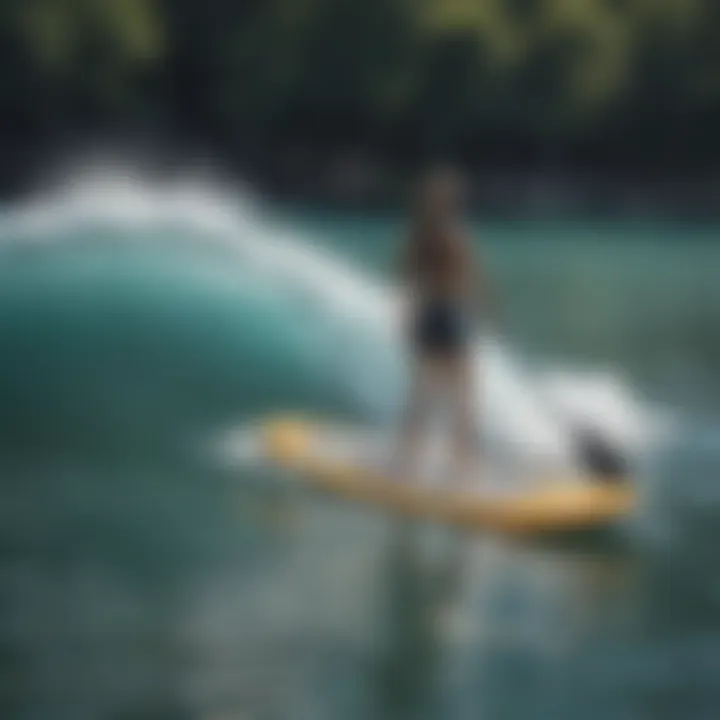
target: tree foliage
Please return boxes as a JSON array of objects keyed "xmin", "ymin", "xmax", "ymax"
[{"xmin": 1, "ymin": 0, "xmax": 719, "ymax": 184}]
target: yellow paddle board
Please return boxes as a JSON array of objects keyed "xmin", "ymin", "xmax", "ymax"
[{"xmin": 261, "ymin": 417, "xmax": 636, "ymax": 535}]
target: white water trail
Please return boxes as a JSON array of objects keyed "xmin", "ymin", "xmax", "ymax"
[{"xmin": 1, "ymin": 166, "xmax": 668, "ymax": 473}]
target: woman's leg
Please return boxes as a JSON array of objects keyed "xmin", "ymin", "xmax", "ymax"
[
  {"xmin": 394, "ymin": 358, "xmax": 438, "ymax": 480},
  {"xmin": 446, "ymin": 353, "xmax": 481, "ymax": 484}
]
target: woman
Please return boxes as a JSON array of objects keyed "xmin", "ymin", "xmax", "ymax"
[{"xmin": 395, "ymin": 169, "xmax": 486, "ymax": 483}]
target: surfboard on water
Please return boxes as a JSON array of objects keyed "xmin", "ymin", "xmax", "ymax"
[{"xmin": 258, "ymin": 416, "xmax": 636, "ymax": 535}]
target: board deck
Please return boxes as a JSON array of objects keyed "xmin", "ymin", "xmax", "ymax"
[{"xmin": 260, "ymin": 417, "xmax": 636, "ymax": 535}]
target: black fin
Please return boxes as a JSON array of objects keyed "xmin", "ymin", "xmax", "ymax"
[{"xmin": 574, "ymin": 428, "xmax": 629, "ymax": 481}]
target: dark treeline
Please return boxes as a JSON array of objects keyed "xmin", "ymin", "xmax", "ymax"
[{"xmin": 2, "ymin": 0, "xmax": 720, "ymax": 207}]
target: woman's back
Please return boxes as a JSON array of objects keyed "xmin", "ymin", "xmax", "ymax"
[{"xmin": 405, "ymin": 223, "xmax": 471, "ymax": 301}]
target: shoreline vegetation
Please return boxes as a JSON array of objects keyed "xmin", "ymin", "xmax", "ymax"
[{"xmin": 2, "ymin": 0, "xmax": 720, "ymax": 217}]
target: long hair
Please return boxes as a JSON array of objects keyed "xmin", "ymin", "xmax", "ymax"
[{"xmin": 408, "ymin": 168, "xmax": 464, "ymax": 276}]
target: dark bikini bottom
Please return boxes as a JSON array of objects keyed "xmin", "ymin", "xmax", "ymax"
[{"xmin": 412, "ymin": 300, "xmax": 470, "ymax": 356}]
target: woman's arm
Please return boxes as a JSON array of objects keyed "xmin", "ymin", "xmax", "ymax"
[
  {"xmin": 398, "ymin": 234, "xmax": 415, "ymax": 282},
  {"xmin": 460, "ymin": 232, "xmax": 494, "ymax": 323},
  {"xmin": 397, "ymin": 236, "xmax": 417, "ymax": 334}
]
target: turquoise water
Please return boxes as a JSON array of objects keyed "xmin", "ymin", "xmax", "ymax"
[{"xmin": 1, "ymin": 182, "xmax": 720, "ymax": 719}]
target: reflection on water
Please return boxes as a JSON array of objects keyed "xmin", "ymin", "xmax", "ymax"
[
  {"xmin": 374, "ymin": 524, "xmax": 466, "ymax": 720},
  {"xmin": 1, "ymin": 458, "xmax": 720, "ymax": 720},
  {"xmin": 371, "ymin": 525, "xmax": 644, "ymax": 720}
]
